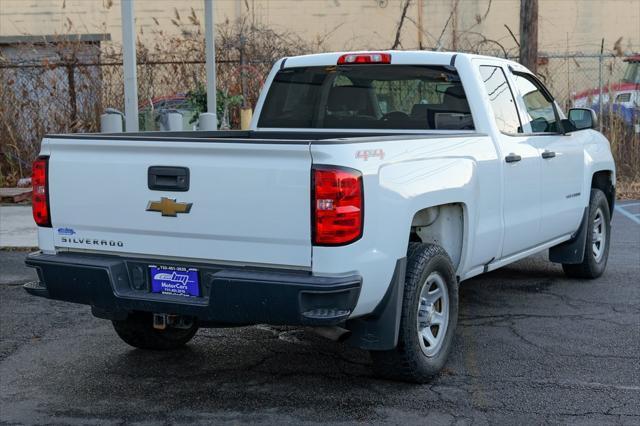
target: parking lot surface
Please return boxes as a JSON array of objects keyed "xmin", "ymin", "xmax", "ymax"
[{"xmin": 1, "ymin": 202, "xmax": 639, "ymax": 425}]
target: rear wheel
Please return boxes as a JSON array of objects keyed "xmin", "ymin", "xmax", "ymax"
[
  {"xmin": 371, "ymin": 243, "xmax": 458, "ymax": 383},
  {"xmin": 562, "ymin": 189, "xmax": 611, "ymax": 279},
  {"xmin": 112, "ymin": 312, "xmax": 198, "ymax": 350}
]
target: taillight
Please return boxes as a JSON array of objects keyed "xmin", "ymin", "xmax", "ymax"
[
  {"xmin": 312, "ymin": 166, "xmax": 363, "ymax": 246},
  {"xmin": 337, "ymin": 52, "xmax": 391, "ymax": 65},
  {"xmin": 32, "ymin": 156, "xmax": 51, "ymax": 227}
]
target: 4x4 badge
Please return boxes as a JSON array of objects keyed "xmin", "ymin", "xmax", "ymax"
[{"xmin": 146, "ymin": 197, "xmax": 192, "ymax": 217}]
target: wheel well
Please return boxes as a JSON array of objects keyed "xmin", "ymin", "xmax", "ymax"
[
  {"xmin": 410, "ymin": 203, "xmax": 464, "ymax": 270},
  {"xmin": 591, "ymin": 171, "xmax": 615, "ymax": 215}
]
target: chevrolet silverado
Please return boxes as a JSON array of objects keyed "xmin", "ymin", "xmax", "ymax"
[{"xmin": 25, "ymin": 51, "xmax": 616, "ymax": 382}]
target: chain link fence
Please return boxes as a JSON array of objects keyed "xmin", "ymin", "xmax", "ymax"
[
  {"xmin": 538, "ymin": 54, "xmax": 631, "ymax": 111},
  {"xmin": 0, "ymin": 20, "xmax": 322, "ymax": 185},
  {"xmin": 538, "ymin": 53, "xmax": 639, "ymax": 189},
  {"xmin": 1, "ymin": 47, "xmax": 638, "ymax": 188},
  {"xmin": 1, "ymin": 58, "xmax": 273, "ymax": 184},
  {"xmin": 1, "ymin": 57, "xmax": 270, "ymax": 184}
]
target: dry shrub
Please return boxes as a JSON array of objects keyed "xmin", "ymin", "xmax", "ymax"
[
  {"xmin": 0, "ymin": 37, "xmax": 103, "ymax": 185},
  {"xmin": 602, "ymin": 112, "xmax": 640, "ymax": 199},
  {"xmin": 616, "ymin": 179, "xmax": 640, "ymax": 200},
  {"xmin": 0, "ymin": 20, "xmax": 324, "ymax": 185}
]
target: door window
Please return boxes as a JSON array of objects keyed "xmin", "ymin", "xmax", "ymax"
[
  {"xmin": 479, "ymin": 66, "xmax": 522, "ymax": 134},
  {"xmin": 512, "ymin": 73, "xmax": 561, "ymax": 133}
]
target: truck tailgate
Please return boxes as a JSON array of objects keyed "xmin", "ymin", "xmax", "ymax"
[{"xmin": 45, "ymin": 138, "xmax": 312, "ymax": 268}]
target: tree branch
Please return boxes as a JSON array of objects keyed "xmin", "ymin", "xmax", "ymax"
[
  {"xmin": 391, "ymin": 0, "xmax": 412, "ymax": 49},
  {"xmin": 435, "ymin": 10, "xmax": 454, "ymax": 50},
  {"xmin": 482, "ymin": 0, "xmax": 492, "ymax": 21},
  {"xmin": 504, "ymin": 24, "xmax": 520, "ymax": 47},
  {"xmin": 404, "ymin": 15, "xmax": 437, "ymax": 46}
]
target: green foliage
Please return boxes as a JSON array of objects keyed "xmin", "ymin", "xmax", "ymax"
[{"xmin": 186, "ymin": 83, "xmax": 243, "ymax": 125}]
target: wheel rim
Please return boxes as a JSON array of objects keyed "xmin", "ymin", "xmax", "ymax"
[
  {"xmin": 416, "ymin": 272, "xmax": 449, "ymax": 357},
  {"xmin": 592, "ymin": 208, "xmax": 607, "ymax": 263}
]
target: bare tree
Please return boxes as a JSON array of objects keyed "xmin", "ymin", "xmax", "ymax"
[{"xmin": 519, "ymin": 0, "xmax": 539, "ymax": 73}]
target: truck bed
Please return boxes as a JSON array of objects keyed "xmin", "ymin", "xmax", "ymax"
[{"xmin": 40, "ymin": 129, "xmax": 479, "ymax": 269}]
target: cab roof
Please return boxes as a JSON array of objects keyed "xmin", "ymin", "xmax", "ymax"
[{"xmin": 281, "ymin": 50, "xmax": 521, "ymax": 70}]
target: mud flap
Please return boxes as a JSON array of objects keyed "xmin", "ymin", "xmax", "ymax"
[
  {"xmin": 346, "ymin": 258, "xmax": 406, "ymax": 351},
  {"xmin": 549, "ymin": 207, "xmax": 588, "ymax": 264}
]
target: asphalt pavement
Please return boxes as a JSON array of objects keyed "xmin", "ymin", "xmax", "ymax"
[{"xmin": 1, "ymin": 202, "xmax": 638, "ymax": 425}]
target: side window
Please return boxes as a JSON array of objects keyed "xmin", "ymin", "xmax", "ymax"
[
  {"xmin": 479, "ymin": 66, "xmax": 521, "ymax": 134},
  {"xmin": 512, "ymin": 73, "xmax": 559, "ymax": 133}
]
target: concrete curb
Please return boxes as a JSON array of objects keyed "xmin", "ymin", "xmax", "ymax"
[
  {"xmin": 0, "ymin": 205, "xmax": 38, "ymax": 248},
  {"xmin": 0, "ymin": 247, "xmax": 38, "ymax": 252}
]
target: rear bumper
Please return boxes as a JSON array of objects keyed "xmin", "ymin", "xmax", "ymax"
[{"xmin": 24, "ymin": 252, "xmax": 361, "ymax": 327}]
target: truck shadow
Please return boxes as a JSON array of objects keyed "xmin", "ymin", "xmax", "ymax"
[
  {"xmin": 76, "ymin": 328, "xmax": 418, "ymax": 421},
  {"xmin": 27, "ymin": 253, "xmax": 584, "ymax": 421},
  {"xmin": 63, "ymin": 256, "xmax": 568, "ymax": 416}
]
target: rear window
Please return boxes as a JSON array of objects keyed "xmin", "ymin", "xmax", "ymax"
[{"xmin": 257, "ymin": 65, "xmax": 474, "ymax": 130}]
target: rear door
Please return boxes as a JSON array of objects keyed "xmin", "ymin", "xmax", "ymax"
[{"xmin": 46, "ymin": 137, "xmax": 312, "ymax": 268}]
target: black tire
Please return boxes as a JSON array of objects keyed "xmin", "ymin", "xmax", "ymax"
[
  {"xmin": 371, "ymin": 243, "xmax": 459, "ymax": 383},
  {"xmin": 562, "ymin": 189, "xmax": 611, "ymax": 279},
  {"xmin": 407, "ymin": 241, "xmax": 423, "ymax": 259},
  {"xmin": 112, "ymin": 312, "xmax": 198, "ymax": 350}
]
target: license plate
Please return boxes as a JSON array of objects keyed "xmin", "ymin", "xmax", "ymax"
[{"xmin": 149, "ymin": 265, "xmax": 200, "ymax": 297}]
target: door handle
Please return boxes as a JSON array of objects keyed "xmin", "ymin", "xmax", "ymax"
[
  {"xmin": 505, "ymin": 153, "xmax": 522, "ymax": 163},
  {"xmin": 541, "ymin": 150, "xmax": 556, "ymax": 159}
]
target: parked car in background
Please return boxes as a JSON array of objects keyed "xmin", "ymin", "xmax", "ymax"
[
  {"xmin": 25, "ymin": 51, "xmax": 615, "ymax": 382},
  {"xmin": 573, "ymin": 55, "xmax": 640, "ymax": 133}
]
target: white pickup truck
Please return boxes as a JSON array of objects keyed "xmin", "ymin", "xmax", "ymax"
[{"xmin": 26, "ymin": 51, "xmax": 616, "ymax": 382}]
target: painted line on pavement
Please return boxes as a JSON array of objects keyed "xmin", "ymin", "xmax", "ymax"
[{"xmin": 615, "ymin": 205, "xmax": 640, "ymax": 225}]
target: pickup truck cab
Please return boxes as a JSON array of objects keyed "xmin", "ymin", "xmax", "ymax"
[{"xmin": 26, "ymin": 51, "xmax": 616, "ymax": 382}]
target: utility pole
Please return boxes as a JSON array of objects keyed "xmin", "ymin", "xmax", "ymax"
[
  {"xmin": 598, "ymin": 38, "xmax": 604, "ymax": 132},
  {"xmin": 200, "ymin": 0, "xmax": 218, "ymax": 130},
  {"xmin": 519, "ymin": 0, "xmax": 539, "ymax": 73},
  {"xmin": 121, "ymin": 0, "xmax": 138, "ymax": 132}
]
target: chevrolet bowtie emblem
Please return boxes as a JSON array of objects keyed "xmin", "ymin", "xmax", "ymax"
[{"xmin": 146, "ymin": 197, "xmax": 193, "ymax": 217}]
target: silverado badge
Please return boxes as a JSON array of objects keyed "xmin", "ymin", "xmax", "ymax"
[{"xmin": 146, "ymin": 197, "xmax": 193, "ymax": 217}]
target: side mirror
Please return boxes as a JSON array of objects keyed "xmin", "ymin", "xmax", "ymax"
[{"xmin": 568, "ymin": 108, "xmax": 598, "ymax": 131}]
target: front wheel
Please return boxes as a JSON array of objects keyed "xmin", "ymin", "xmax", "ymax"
[
  {"xmin": 562, "ymin": 189, "xmax": 611, "ymax": 279},
  {"xmin": 112, "ymin": 312, "xmax": 199, "ymax": 350},
  {"xmin": 371, "ymin": 243, "xmax": 458, "ymax": 383}
]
